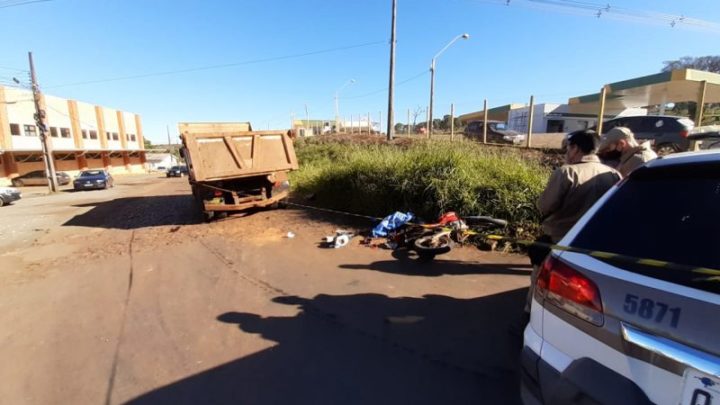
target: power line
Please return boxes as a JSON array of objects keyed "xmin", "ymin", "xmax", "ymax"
[
  {"xmin": 45, "ymin": 104, "xmax": 99, "ymax": 129},
  {"xmin": 341, "ymin": 70, "xmax": 429, "ymax": 100},
  {"xmin": 0, "ymin": 0, "xmax": 52, "ymax": 9},
  {"xmin": 469, "ymin": 0, "xmax": 720, "ymax": 33},
  {"xmin": 0, "ymin": 65, "xmax": 28, "ymax": 73},
  {"xmin": 46, "ymin": 40, "xmax": 386, "ymax": 89}
]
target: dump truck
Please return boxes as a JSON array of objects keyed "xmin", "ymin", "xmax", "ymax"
[{"xmin": 179, "ymin": 122, "xmax": 298, "ymax": 221}]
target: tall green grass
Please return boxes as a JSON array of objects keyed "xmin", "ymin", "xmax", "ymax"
[{"xmin": 290, "ymin": 139, "xmax": 550, "ymax": 238}]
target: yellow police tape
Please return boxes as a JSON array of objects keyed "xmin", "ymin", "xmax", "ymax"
[{"xmin": 285, "ymin": 200, "xmax": 720, "ymax": 280}]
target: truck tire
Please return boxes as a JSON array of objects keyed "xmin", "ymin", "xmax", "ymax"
[
  {"xmin": 202, "ymin": 211, "xmax": 215, "ymax": 222},
  {"xmin": 270, "ymin": 198, "xmax": 289, "ymax": 209}
]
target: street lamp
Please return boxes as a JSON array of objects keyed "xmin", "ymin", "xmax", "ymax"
[
  {"xmin": 428, "ymin": 33, "xmax": 469, "ymax": 137},
  {"xmin": 335, "ymin": 79, "xmax": 355, "ymax": 133}
]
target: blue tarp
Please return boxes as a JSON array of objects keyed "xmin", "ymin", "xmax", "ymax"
[{"xmin": 371, "ymin": 211, "xmax": 414, "ymax": 237}]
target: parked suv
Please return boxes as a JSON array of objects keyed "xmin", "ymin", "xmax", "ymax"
[
  {"xmin": 464, "ymin": 120, "xmax": 526, "ymax": 144},
  {"xmin": 522, "ymin": 150, "xmax": 719, "ymax": 405},
  {"xmin": 166, "ymin": 165, "xmax": 188, "ymax": 177},
  {"xmin": 598, "ymin": 115, "xmax": 695, "ymax": 155}
]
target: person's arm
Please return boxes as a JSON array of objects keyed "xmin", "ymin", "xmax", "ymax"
[{"xmin": 537, "ymin": 167, "xmax": 571, "ymax": 217}]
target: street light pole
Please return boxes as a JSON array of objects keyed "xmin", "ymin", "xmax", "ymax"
[{"xmin": 428, "ymin": 33, "xmax": 469, "ymax": 137}]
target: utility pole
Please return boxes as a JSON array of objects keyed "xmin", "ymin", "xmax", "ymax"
[
  {"xmin": 29, "ymin": 52, "xmax": 58, "ymax": 193},
  {"xmin": 450, "ymin": 103, "xmax": 455, "ymax": 140},
  {"xmin": 425, "ymin": 106, "xmax": 430, "ymax": 137},
  {"xmin": 407, "ymin": 108, "xmax": 410, "ymax": 135},
  {"xmin": 597, "ymin": 86, "xmax": 607, "ymax": 134},
  {"xmin": 379, "ymin": 110, "xmax": 382, "ymax": 135},
  {"xmin": 305, "ymin": 104, "xmax": 310, "ymax": 135},
  {"xmin": 429, "ymin": 60, "xmax": 435, "ymax": 138},
  {"xmin": 526, "ymin": 95, "xmax": 535, "ymax": 149},
  {"xmin": 386, "ymin": 0, "xmax": 397, "ymax": 140},
  {"xmin": 166, "ymin": 125, "xmax": 175, "ymax": 165}
]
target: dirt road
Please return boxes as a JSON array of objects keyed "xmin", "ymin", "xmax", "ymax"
[{"xmin": 1, "ymin": 175, "xmax": 531, "ymax": 404}]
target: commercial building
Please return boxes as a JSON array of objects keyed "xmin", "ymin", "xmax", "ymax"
[
  {"xmin": 0, "ymin": 85, "xmax": 146, "ymax": 185},
  {"xmin": 506, "ymin": 103, "xmax": 646, "ymax": 134},
  {"xmin": 459, "ymin": 102, "xmax": 646, "ymax": 134},
  {"xmin": 145, "ymin": 153, "xmax": 178, "ymax": 171},
  {"xmin": 457, "ymin": 68, "xmax": 720, "ymax": 136}
]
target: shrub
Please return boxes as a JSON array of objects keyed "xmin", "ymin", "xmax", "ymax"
[{"xmin": 291, "ymin": 138, "xmax": 550, "ymax": 239}]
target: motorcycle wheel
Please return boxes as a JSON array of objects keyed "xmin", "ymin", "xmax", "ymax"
[{"xmin": 413, "ymin": 234, "xmax": 452, "ymax": 259}]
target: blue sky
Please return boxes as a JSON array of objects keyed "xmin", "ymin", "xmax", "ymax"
[{"xmin": 1, "ymin": 0, "xmax": 719, "ymax": 143}]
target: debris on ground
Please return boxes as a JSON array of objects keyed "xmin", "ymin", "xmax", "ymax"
[
  {"xmin": 323, "ymin": 229, "xmax": 355, "ymax": 248},
  {"xmin": 371, "ymin": 211, "xmax": 414, "ymax": 238}
]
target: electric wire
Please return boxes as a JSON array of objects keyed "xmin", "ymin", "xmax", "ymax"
[
  {"xmin": 0, "ymin": 0, "xmax": 52, "ymax": 9},
  {"xmin": 467, "ymin": 0, "xmax": 720, "ymax": 33},
  {"xmin": 46, "ymin": 40, "xmax": 386, "ymax": 89}
]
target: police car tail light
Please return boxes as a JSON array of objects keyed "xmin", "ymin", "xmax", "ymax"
[
  {"xmin": 537, "ymin": 256, "xmax": 604, "ymax": 326},
  {"xmin": 679, "ymin": 130, "xmax": 689, "ymax": 138}
]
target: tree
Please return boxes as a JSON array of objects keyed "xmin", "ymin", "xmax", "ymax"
[
  {"xmin": 661, "ymin": 55, "xmax": 720, "ymax": 125},
  {"xmin": 394, "ymin": 122, "xmax": 406, "ymax": 133},
  {"xmin": 662, "ymin": 56, "xmax": 720, "ymax": 73},
  {"xmin": 143, "ymin": 139, "xmax": 153, "ymax": 149},
  {"xmin": 411, "ymin": 106, "xmax": 425, "ymax": 128}
]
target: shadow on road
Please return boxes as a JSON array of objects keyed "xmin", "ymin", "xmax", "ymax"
[
  {"xmin": 338, "ymin": 249, "xmax": 532, "ymax": 277},
  {"xmin": 62, "ymin": 195, "xmax": 202, "ymax": 229},
  {"xmin": 126, "ymin": 290, "xmax": 527, "ymax": 405}
]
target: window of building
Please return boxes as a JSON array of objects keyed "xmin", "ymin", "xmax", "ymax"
[
  {"xmin": 24, "ymin": 124, "xmax": 37, "ymax": 136},
  {"xmin": 10, "ymin": 123, "xmax": 21, "ymax": 136},
  {"xmin": 55, "ymin": 153, "xmax": 76, "ymax": 161},
  {"xmin": 60, "ymin": 128, "xmax": 71, "ymax": 138},
  {"xmin": 82, "ymin": 130, "xmax": 89, "ymax": 139},
  {"xmin": 14, "ymin": 154, "xmax": 43, "ymax": 163},
  {"xmin": 50, "ymin": 127, "xmax": 59, "ymax": 137},
  {"xmin": 106, "ymin": 131, "xmax": 111, "ymax": 140},
  {"xmin": 112, "ymin": 132, "xmax": 119, "ymax": 141},
  {"xmin": 130, "ymin": 134, "xmax": 137, "ymax": 142},
  {"xmin": 90, "ymin": 130, "xmax": 98, "ymax": 140}
]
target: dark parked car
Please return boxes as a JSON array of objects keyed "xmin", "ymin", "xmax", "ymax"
[
  {"xmin": 11, "ymin": 170, "xmax": 70, "ymax": 187},
  {"xmin": 688, "ymin": 127, "xmax": 720, "ymax": 150},
  {"xmin": 73, "ymin": 170, "xmax": 114, "ymax": 190},
  {"xmin": 0, "ymin": 187, "xmax": 21, "ymax": 207},
  {"xmin": 597, "ymin": 115, "xmax": 695, "ymax": 155},
  {"xmin": 464, "ymin": 120, "xmax": 526, "ymax": 144},
  {"xmin": 166, "ymin": 165, "xmax": 189, "ymax": 177}
]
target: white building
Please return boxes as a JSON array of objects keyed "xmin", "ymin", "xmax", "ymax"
[
  {"xmin": 0, "ymin": 85, "xmax": 147, "ymax": 185},
  {"xmin": 507, "ymin": 103, "xmax": 647, "ymax": 134},
  {"xmin": 145, "ymin": 153, "xmax": 178, "ymax": 171}
]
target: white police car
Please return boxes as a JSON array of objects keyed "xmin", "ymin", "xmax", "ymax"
[{"xmin": 522, "ymin": 150, "xmax": 720, "ymax": 405}]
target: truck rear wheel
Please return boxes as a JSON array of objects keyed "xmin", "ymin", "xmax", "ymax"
[{"xmin": 202, "ymin": 211, "xmax": 214, "ymax": 222}]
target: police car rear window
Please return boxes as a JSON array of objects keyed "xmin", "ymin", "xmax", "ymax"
[{"xmin": 571, "ymin": 163, "xmax": 720, "ymax": 294}]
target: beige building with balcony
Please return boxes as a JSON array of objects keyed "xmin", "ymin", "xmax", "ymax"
[{"xmin": 0, "ymin": 85, "xmax": 147, "ymax": 185}]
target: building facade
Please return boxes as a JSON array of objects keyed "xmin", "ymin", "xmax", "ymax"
[
  {"xmin": 0, "ymin": 86, "xmax": 146, "ymax": 185},
  {"xmin": 506, "ymin": 103, "xmax": 648, "ymax": 134}
]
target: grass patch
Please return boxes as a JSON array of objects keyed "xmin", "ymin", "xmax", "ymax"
[{"xmin": 290, "ymin": 137, "xmax": 550, "ymax": 239}]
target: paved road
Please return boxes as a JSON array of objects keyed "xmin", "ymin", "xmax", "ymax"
[{"xmin": 0, "ymin": 175, "xmax": 531, "ymax": 404}]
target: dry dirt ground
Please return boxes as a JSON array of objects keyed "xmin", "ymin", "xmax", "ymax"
[{"xmin": 0, "ymin": 174, "xmax": 531, "ymax": 405}]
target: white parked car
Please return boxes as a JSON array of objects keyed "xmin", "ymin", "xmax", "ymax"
[
  {"xmin": 522, "ymin": 150, "xmax": 720, "ymax": 405},
  {"xmin": 0, "ymin": 186, "xmax": 22, "ymax": 207}
]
